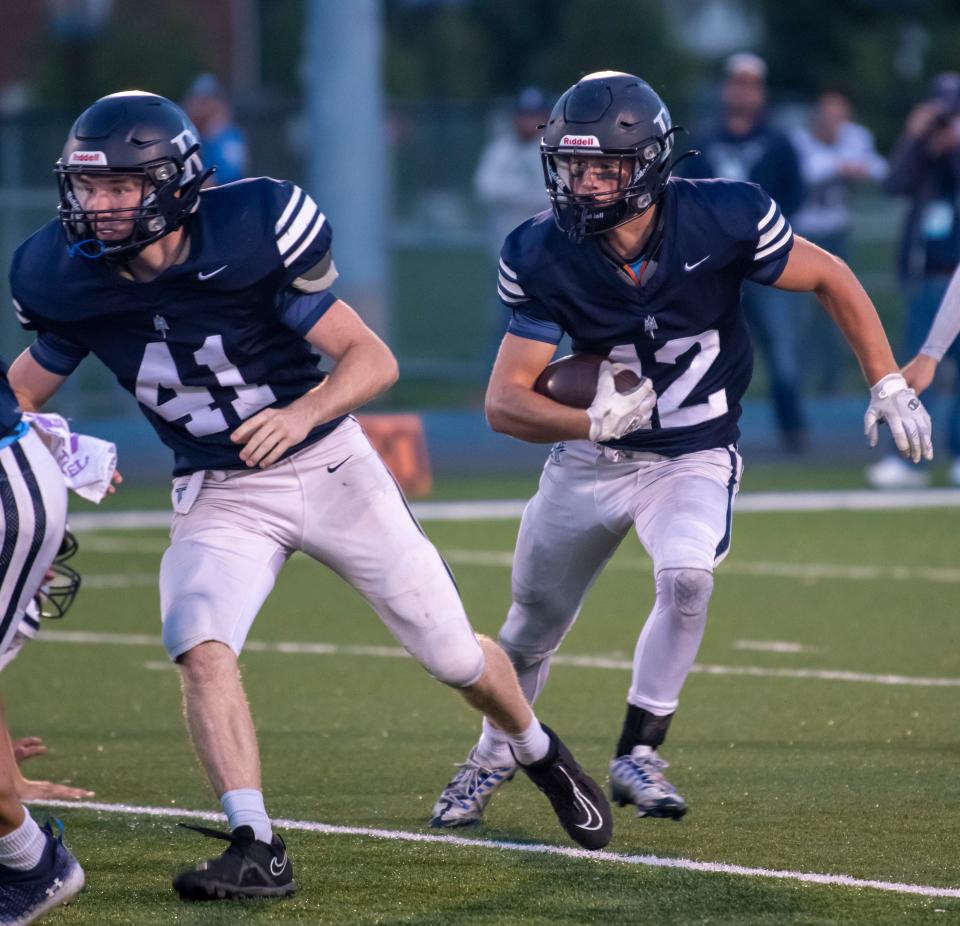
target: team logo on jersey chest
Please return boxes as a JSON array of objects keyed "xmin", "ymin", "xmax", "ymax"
[
  {"xmin": 153, "ymin": 314, "xmax": 170, "ymax": 339},
  {"xmin": 644, "ymin": 315, "xmax": 658, "ymax": 339}
]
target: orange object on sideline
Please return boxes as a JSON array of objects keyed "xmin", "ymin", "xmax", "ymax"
[{"xmin": 356, "ymin": 413, "xmax": 433, "ymax": 498}]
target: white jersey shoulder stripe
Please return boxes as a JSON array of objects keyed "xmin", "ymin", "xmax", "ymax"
[
  {"xmin": 283, "ymin": 210, "xmax": 326, "ymax": 269},
  {"xmin": 498, "ymin": 272, "xmax": 525, "ymax": 299},
  {"xmin": 754, "ymin": 226, "xmax": 793, "ymax": 262},
  {"xmin": 275, "ymin": 185, "xmax": 304, "ymax": 235},
  {"xmin": 497, "ymin": 284, "xmax": 528, "ymax": 305},
  {"xmin": 757, "ymin": 200, "xmax": 778, "ymax": 231},
  {"xmin": 11, "ymin": 298, "xmax": 29, "ymax": 326},
  {"xmin": 277, "ymin": 194, "xmax": 320, "ymax": 259},
  {"xmin": 756, "ymin": 214, "xmax": 786, "ymax": 251},
  {"xmin": 498, "ymin": 258, "xmax": 519, "ymax": 283}
]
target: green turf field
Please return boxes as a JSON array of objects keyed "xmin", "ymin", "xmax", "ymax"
[{"xmin": 4, "ymin": 497, "xmax": 959, "ymax": 924}]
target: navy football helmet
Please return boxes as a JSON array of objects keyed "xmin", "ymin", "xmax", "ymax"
[
  {"xmin": 541, "ymin": 71, "xmax": 678, "ymax": 241},
  {"xmin": 55, "ymin": 91, "xmax": 213, "ymax": 260},
  {"xmin": 35, "ymin": 529, "xmax": 81, "ymax": 620}
]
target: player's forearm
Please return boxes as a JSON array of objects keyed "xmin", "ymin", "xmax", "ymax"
[
  {"xmin": 815, "ymin": 266, "xmax": 898, "ymax": 385},
  {"xmin": 294, "ymin": 340, "xmax": 399, "ymax": 425},
  {"xmin": 920, "ymin": 263, "xmax": 960, "ymax": 362},
  {"xmin": 486, "ymin": 383, "xmax": 591, "ymax": 443}
]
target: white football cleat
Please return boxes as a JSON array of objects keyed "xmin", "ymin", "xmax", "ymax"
[
  {"xmin": 430, "ymin": 747, "xmax": 516, "ymax": 828},
  {"xmin": 610, "ymin": 745, "xmax": 688, "ymax": 819}
]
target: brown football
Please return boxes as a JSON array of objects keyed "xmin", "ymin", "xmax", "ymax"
[{"xmin": 532, "ymin": 353, "xmax": 642, "ymax": 409}]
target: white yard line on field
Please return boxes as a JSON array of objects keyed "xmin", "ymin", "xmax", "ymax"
[
  {"xmin": 73, "ymin": 544, "xmax": 960, "ymax": 586},
  {"xmin": 734, "ymin": 640, "xmax": 817, "ymax": 654},
  {"xmin": 440, "ymin": 549, "xmax": 960, "ymax": 584},
  {"xmin": 66, "ymin": 486, "xmax": 960, "ymax": 536},
  {"xmin": 34, "ymin": 629, "xmax": 960, "ymax": 688},
  {"xmin": 82, "ymin": 572, "xmax": 157, "ymax": 589},
  {"xmin": 27, "ymin": 798, "xmax": 960, "ymax": 899}
]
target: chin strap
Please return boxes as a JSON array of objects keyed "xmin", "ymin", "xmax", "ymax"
[{"xmin": 67, "ymin": 238, "xmax": 109, "ymax": 259}]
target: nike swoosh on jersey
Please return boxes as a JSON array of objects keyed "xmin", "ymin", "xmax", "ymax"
[
  {"xmin": 683, "ymin": 255, "xmax": 710, "ymax": 272},
  {"xmin": 197, "ymin": 265, "xmax": 228, "ymax": 281},
  {"xmin": 327, "ymin": 455, "xmax": 352, "ymax": 473}
]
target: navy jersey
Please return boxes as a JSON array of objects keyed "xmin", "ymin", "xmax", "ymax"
[
  {"xmin": 11, "ymin": 178, "xmax": 343, "ymax": 475},
  {"xmin": 0, "ymin": 358, "xmax": 22, "ymax": 436},
  {"xmin": 500, "ymin": 178, "xmax": 794, "ymax": 456}
]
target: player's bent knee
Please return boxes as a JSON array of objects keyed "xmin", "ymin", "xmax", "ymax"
[
  {"xmin": 500, "ymin": 593, "xmax": 577, "ymax": 659},
  {"xmin": 497, "ymin": 631, "xmax": 556, "ymax": 674},
  {"xmin": 661, "ymin": 567, "xmax": 714, "ymax": 617},
  {"xmin": 428, "ymin": 643, "xmax": 486, "ymax": 689}
]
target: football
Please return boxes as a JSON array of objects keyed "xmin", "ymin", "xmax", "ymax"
[{"xmin": 532, "ymin": 353, "xmax": 642, "ymax": 409}]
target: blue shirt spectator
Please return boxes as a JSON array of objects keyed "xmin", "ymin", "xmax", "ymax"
[{"xmin": 182, "ymin": 74, "xmax": 249, "ymax": 187}]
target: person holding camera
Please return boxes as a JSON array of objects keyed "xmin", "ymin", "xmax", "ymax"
[{"xmin": 867, "ymin": 72, "xmax": 960, "ymax": 488}]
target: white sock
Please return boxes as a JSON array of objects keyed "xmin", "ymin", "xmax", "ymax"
[
  {"xmin": 220, "ymin": 789, "xmax": 272, "ymax": 844},
  {"xmin": 0, "ymin": 810, "xmax": 46, "ymax": 871},
  {"xmin": 502, "ymin": 716, "xmax": 551, "ymax": 765},
  {"xmin": 475, "ymin": 717, "xmax": 516, "ymax": 768}
]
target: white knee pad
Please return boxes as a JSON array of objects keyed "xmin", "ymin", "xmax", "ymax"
[
  {"xmin": 658, "ymin": 568, "xmax": 713, "ymax": 621},
  {"xmin": 628, "ymin": 568, "xmax": 714, "ymax": 714}
]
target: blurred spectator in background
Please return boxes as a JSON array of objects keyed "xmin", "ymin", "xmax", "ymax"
[
  {"xmin": 902, "ymin": 260, "xmax": 960, "ymax": 485},
  {"xmin": 683, "ymin": 53, "xmax": 807, "ymax": 452},
  {"xmin": 474, "ymin": 87, "xmax": 552, "ymax": 365},
  {"xmin": 792, "ymin": 90, "xmax": 887, "ymax": 394},
  {"xmin": 182, "ymin": 73, "xmax": 249, "ymax": 187},
  {"xmin": 867, "ymin": 72, "xmax": 960, "ymax": 489}
]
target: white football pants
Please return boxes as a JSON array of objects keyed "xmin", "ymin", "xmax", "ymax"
[
  {"xmin": 160, "ymin": 417, "xmax": 485, "ymax": 688},
  {"xmin": 499, "ymin": 439, "xmax": 742, "ymax": 716}
]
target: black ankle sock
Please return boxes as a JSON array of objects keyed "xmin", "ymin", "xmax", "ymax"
[{"xmin": 615, "ymin": 705, "xmax": 673, "ymax": 758}]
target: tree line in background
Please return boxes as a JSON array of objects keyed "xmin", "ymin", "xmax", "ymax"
[{"xmin": 18, "ymin": 0, "xmax": 960, "ymax": 148}]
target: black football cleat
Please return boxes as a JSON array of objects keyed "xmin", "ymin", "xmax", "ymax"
[
  {"xmin": 172, "ymin": 823, "xmax": 296, "ymax": 901},
  {"xmin": 516, "ymin": 724, "xmax": 613, "ymax": 850}
]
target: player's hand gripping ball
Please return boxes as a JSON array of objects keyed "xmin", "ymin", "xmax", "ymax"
[{"xmin": 533, "ymin": 353, "xmax": 641, "ymax": 408}]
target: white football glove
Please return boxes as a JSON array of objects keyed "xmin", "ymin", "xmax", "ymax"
[
  {"xmin": 864, "ymin": 372, "xmax": 934, "ymax": 464},
  {"xmin": 587, "ymin": 361, "xmax": 657, "ymax": 442}
]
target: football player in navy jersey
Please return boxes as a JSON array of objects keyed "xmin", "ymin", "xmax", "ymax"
[
  {"xmin": 0, "ymin": 359, "xmax": 86, "ymax": 924},
  {"xmin": 431, "ymin": 71, "xmax": 933, "ymax": 828},
  {"xmin": 7, "ymin": 91, "xmax": 613, "ymax": 901}
]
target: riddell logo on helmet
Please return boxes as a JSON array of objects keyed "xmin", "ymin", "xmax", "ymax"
[
  {"xmin": 68, "ymin": 151, "xmax": 108, "ymax": 166},
  {"xmin": 559, "ymin": 135, "xmax": 601, "ymax": 148}
]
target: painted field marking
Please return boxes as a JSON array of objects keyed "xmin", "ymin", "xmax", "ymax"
[
  {"xmin": 72, "ymin": 544, "xmax": 960, "ymax": 587},
  {"xmin": 28, "ymin": 797, "xmax": 960, "ymax": 900},
  {"xmin": 35, "ymin": 629, "xmax": 960, "ymax": 689},
  {"xmin": 440, "ymin": 549, "xmax": 960, "ymax": 585},
  {"xmin": 66, "ymin": 486, "xmax": 960, "ymax": 536},
  {"xmin": 734, "ymin": 640, "xmax": 818, "ymax": 654}
]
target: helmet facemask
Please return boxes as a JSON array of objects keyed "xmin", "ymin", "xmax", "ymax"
[
  {"xmin": 35, "ymin": 530, "xmax": 81, "ymax": 620},
  {"xmin": 56, "ymin": 149, "xmax": 205, "ymax": 261},
  {"xmin": 542, "ymin": 131, "xmax": 675, "ymax": 242}
]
